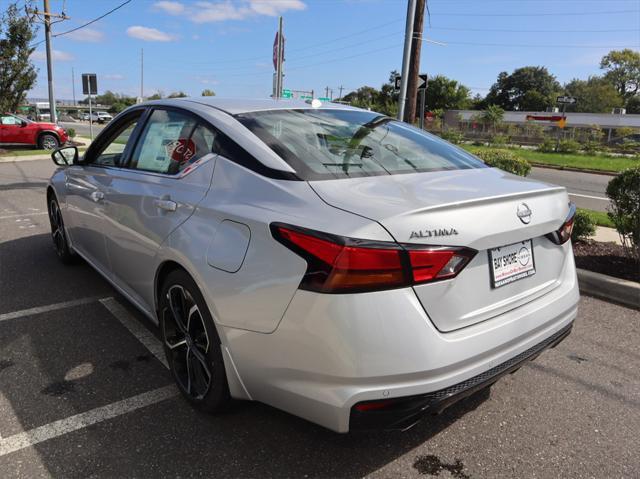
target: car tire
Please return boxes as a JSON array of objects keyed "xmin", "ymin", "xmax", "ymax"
[
  {"xmin": 47, "ymin": 195, "xmax": 76, "ymax": 264},
  {"xmin": 159, "ymin": 269, "xmax": 232, "ymax": 412},
  {"xmin": 39, "ymin": 133, "xmax": 59, "ymax": 150}
]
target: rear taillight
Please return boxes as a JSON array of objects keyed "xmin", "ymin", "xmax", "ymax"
[
  {"xmin": 271, "ymin": 224, "xmax": 476, "ymax": 293},
  {"xmin": 546, "ymin": 203, "xmax": 576, "ymax": 245}
]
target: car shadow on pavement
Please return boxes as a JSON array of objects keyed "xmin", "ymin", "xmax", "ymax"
[{"xmin": 0, "ymin": 233, "xmax": 491, "ymax": 477}]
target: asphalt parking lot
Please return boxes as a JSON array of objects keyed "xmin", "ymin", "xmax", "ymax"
[{"xmin": 0, "ymin": 159, "xmax": 638, "ymax": 478}]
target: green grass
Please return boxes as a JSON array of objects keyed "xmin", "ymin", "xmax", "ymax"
[
  {"xmin": 462, "ymin": 144, "xmax": 638, "ymax": 173},
  {"xmin": 578, "ymin": 208, "xmax": 615, "ymax": 228}
]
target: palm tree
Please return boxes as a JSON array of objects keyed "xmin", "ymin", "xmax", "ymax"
[{"xmin": 481, "ymin": 105, "xmax": 505, "ymax": 132}]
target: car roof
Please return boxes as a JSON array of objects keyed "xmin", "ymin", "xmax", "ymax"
[{"xmin": 142, "ymin": 97, "xmax": 361, "ymax": 115}]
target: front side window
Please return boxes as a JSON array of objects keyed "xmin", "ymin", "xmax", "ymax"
[
  {"xmin": 129, "ymin": 109, "xmax": 216, "ymax": 175},
  {"xmin": 236, "ymin": 109, "xmax": 486, "ymax": 180},
  {"xmin": 90, "ymin": 112, "xmax": 142, "ymax": 167},
  {"xmin": 1, "ymin": 115, "xmax": 22, "ymax": 125}
]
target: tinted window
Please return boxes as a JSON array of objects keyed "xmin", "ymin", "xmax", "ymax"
[
  {"xmin": 236, "ymin": 109, "xmax": 486, "ymax": 180},
  {"xmin": 130, "ymin": 109, "xmax": 215, "ymax": 174}
]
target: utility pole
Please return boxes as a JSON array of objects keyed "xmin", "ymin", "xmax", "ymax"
[
  {"xmin": 397, "ymin": 0, "xmax": 417, "ymax": 121},
  {"xmin": 140, "ymin": 48, "xmax": 144, "ymax": 100},
  {"xmin": 325, "ymin": 86, "xmax": 330, "ymax": 99},
  {"xmin": 27, "ymin": 3, "xmax": 67, "ymax": 121},
  {"xmin": 405, "ymin": 0, "xmax": 426, "ymax": 124},
  {"xmin": 274, "ymin": 16, "xmax": 284, "ymax": 99},
  {"xmin": 338, "ymin": 85, "xmax": 344, "ymax": 100},
  {"xmin": 71, "ymin": 67, "xmax": 76, "ymax": 105},
  {"xmin": 43, "ymin": 0, "xmax": 57, "ymax": 123}
]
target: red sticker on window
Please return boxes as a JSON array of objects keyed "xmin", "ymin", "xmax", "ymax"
[{"xmin": 165, "ymin": 138, "xmax": 196, "ymax": 163}]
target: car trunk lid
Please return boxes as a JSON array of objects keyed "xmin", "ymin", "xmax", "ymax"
[{"xmin": 309, "ymin": 167, "xmax": 572, "ymax": 332}]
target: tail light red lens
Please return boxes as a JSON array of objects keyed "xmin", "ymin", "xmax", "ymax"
[
  {"xmin": 546, "ymin": 203, "xmax": 577, "ymax": 245},
  {"xmin": 272, "ymin": 224, "xmax": 476, "ymax": 293}
]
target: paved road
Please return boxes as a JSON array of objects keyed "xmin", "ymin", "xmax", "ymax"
[
  {"xmin": 0, "ymin": 159, "xmax": 638, "ymax": 478},
  {"xmin": 529, "ymin": 167, "xmax": 611, "ymax": 212}
]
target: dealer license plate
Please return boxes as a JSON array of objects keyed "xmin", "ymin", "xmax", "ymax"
[{"xmin": 489, "ymin": 240, "xmax": 536, "ymax": 288}]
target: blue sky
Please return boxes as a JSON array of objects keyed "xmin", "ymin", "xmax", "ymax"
[{"xmin": 12, "ymin": 0, "xmax": 640, "ymax": 101}]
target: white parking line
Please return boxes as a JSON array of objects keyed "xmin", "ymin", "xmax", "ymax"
[
  {"xmin": 0, "ymin": 385, "xmax": 178, "ymax": 457},
  {"xmin": 0, "ymin": 212, "xmax": 48, "ymax": 220},
  {"xmin": 99, "ymin": 297, "xmax": 168, "ymax": 369},
  {"xmin": 568, "ymin": 193, "xmax": 609, "ymax": 201},
  {"xmin": 0, "ymin": 297, "xmax": 105, "ymax": 322}
]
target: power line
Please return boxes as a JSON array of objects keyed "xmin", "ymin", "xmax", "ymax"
[
  {"xmin": 173, "ymin": 18, "xmax": 405, "ymax": 66},
  {"xmin": 415, "ymin": 37, "xmax": 640, "ymax": 49},
  {"xmin": 53, "ymin": 0, "xmax": 131, "ymax": 38},
  {"xmin": 29, "ymin": 0, "xmax": 132, "ymax": 47},
  {"xmin": 427, "ymin": 9, "xmax": 639, "ymax": 17},
  {"xmin": 430, "ymin": 26, "xmax": 640, "ymax": 33}
]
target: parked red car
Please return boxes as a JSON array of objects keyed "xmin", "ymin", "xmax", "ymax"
[{"xmin": 0, "ymin": 113, "xmax": 69, "ymax": 150}]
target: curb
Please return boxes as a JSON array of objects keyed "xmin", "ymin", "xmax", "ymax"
[
  {"xmin": 577, "ymin": 268, "xmax": 640, "ymax": 310},
  {"xmin": 530, "ymin": 163, "xmax": 618, "ymax": 176}
]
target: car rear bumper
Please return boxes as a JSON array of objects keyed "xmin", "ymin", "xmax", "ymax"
[
  {"xmin": 224, "ymin": 252, "xmax": 579, "ymax": 433},
  {"xmin": 349, "ymin": 321, "xmax": 572, "ymax": 431}
]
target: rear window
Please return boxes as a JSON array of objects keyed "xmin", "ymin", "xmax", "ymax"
[{"xmin": 236, "ymin": 109, "xmax": 486, "ymax": 180}]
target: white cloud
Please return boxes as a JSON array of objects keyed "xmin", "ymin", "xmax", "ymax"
[
  {"xmin": 126, "ymin": 26, "xmax": 176, "ymax": 42},
  {"xmin": 105, "ymin": 74, "xmax": 125, "ymax": 80},
  {"xmin": 31, "ymin": 49, "xmax": 74, "ymax": 61},
  {"xmin": 65, "ymin": 28, "xmax": 104, "ymax": 42},
  {"xmin": 154, "ymin": 0, "xmax": 306, "ymax": 23},
  {"xmin": 154, "ymin": 1, "xmax": 186, "ymax": 15}
]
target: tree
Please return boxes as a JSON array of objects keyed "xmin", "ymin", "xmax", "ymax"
[
  {"xmin": 563, "ymin": 76, "xmax": 623, "ymax": 113},
  {"xmin": 479, "ymin": 105, "xmax": 505, "ymax": 132},
  {"xmin": 626, "ymin": 95, "xmax": 640, "ymax": 114},
  {"xmin": 168, "ymin": 91, "xmax": 188, "ymax": 98},
  {"xmin": 80, "ymin": 90, "xmax": 137, "ymax": 113},
  {"xmin": 485, "ymin": 66, "xmax": 561, "ymax": 111},
  {"xmin": 341, "ymin": 71, "xmax": 399, "ymax": 117},
  {"xmin": 147, "ymin": 92, "xmax": 163, "ymax": 100},
  {"xmin": 201, "ymin": 89, "xmax": 215, "ymax": 97},
  {"xmin": 0, "ymin": 2, "xmax": 38, "ymax": 113},
  {"xmin": 424, "ymin": 75, "xmax": 470, "ymax": 111},
  {"xmin": 600, "ymin": 49, "xmax": 640, "ymax": 102}
]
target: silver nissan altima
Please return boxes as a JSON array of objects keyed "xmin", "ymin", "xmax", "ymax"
[{"xmin": 47, "ymin": 98, "xmax": 579, "ymax": 432}]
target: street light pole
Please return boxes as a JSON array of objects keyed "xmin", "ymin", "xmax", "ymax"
[
  {"xmin": 397, "ymin": 0, "xmax": 417, "ymax": 121},
  {"xmin": 43, "ymin": 0, "xmax": 57, "ymax": 123}
]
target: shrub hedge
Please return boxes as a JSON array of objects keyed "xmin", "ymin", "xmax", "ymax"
[{"xmin": 473, "ymin": 148, "xmax": 531, "ymax": 177}]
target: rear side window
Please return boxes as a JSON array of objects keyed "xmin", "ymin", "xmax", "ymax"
[
  {"xmin": 236, "ymin": 109, "xmax": 486, "ymax": 180},
  {"xmin": 130, "ymin": 109, "xmax": 216, "ymax": 175}
]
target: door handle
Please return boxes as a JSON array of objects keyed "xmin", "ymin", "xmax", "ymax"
[
  {"xmin": 90, "ymin": 191, "xmax": 104, "ymax": 202},
  {"xmin": 154, "ymin": 199, "xmax": 177, "ymax": 212}
]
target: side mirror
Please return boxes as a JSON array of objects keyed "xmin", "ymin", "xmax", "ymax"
[
  {"xmin": 20, "ymin": 120, "xmax": 27, "ymax": 127},
  {"xmin": 51, "ymin": 146, "xmax": 78, "ymax": 166}
]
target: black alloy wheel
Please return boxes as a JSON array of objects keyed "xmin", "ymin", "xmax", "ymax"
[
  {"xmin": 160, "ymin": 269, "xmax": 231, "ymax": 411},
  {"xmin": 48, "ymin": 196, "xmax": 75, "ymax": 264}
]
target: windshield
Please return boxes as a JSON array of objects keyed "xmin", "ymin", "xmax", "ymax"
[{"xmin": 236, "ymin": 109, "xmax": 486, "ymax": 180}]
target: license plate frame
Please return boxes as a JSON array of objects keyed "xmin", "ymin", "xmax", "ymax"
[{"xmin": 489, "ymin": 239, "xmax": 536, "ymax": 288}]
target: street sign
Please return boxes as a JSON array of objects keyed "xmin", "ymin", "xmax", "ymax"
[
  {"xmin": 556, "ymin": 96, "xmax": 576, "ymax": 105},
  {"xmin": 281, "ymin": 89, "xmax": 292, "ymax": 99},
  {"xmin": 273, "ymin": 32, "xmax": 279, "ymax": 71},
  {"xmin": 394, "ymin": 74, "xmax": 428, "ymax": 91},
  {"xmin": 417, "ymin": 74, "xmax": 428, "ymax": 90},
  {"xmin": 81, "ymin": 73, "xmax": 97, "ymax": 95},
  {"xmin": 318, "ymin": 97, "xmax": 331, "ymax": 102}
]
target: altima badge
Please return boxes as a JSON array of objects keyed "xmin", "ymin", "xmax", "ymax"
[
  {"xmin": 517, "ymin": 203, "xmax": 532, "ymax": 224},
  {"xmin": 410, "ymin": 228, "xmax": 458, "ymax": 239}
]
